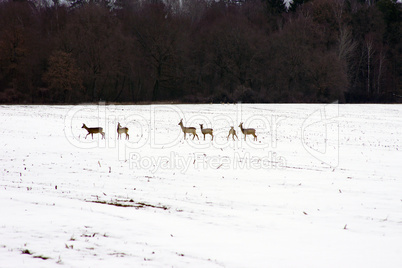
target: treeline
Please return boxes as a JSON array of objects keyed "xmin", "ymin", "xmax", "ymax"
[{"xmin": 0, "ymin": 0, "xmax": 400, "ymax": 103}]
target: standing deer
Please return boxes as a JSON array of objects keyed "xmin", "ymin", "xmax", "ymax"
[
  {"xmin": 199, "ymin": 124, "xmax": 213, "ymax": 141},
  {"xmin": 82, "ymin": 123, "xmax": 105, "ymax": 139},
  {"xmin": 227, "ymin": 126, "xmax": 238, "ymax": 141},
  {"xmin": 178, "ymin": 119, "xmax": 199, "ymax": 140},
  {"xmin": 117, "ymin": 122, "xmax": 129, "ymax": 140},
  {"xmin": 239, "ymin": 122, "xmax": 257, "ymax": 141}
]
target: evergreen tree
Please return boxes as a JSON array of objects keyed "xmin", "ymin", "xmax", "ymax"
[
  {"xmin": 263, "ymin": 0, "xmax": 287, "ymax": 15},
  {"xmin": 288, "ymin": 0, "xmax": 310, "ymax": 12}
]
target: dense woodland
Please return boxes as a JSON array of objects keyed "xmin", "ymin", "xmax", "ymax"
[{"xmin": 0, "ymin": 0, "xmax": 400, "ymax": 103}]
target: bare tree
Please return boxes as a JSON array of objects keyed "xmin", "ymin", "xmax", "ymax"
[
  {"xmin": 365, "ymin": 34, "xmax": 375, "ymax": 95},
  {"xmin": 43, "ymin": 50, "xmax": 83, "ymax": 102}
]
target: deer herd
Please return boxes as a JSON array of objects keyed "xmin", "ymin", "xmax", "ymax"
[
  {"xmin": 81, "ymin": 119, "xmax": 257, "ymax": 142},
  {"xmin": 81, "ymin": 123, "xmax": 129, "ymax": 140}
]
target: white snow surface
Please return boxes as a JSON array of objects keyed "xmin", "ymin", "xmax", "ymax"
[{"xmin": 0, "ymin": 103, "xmax": 401, "ymax": 267}]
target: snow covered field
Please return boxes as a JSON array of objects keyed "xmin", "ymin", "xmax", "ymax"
[{"xmin": 0, "ymin": 103, "xmax": 401, "ymax": 267}]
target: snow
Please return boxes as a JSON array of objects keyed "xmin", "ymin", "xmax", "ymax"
[{"xmin": 0, "ymin": 103, "xmax": 401, "ymax": 267}]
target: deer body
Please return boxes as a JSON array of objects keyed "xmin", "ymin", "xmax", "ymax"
[
  {"xmin": 199, "ymin": 124, "xmax": 213, "ymax": 141},
  {"xmin": 227, "ymin": 126, "xmax": 238, "ymax": 140},
  {"xmin": 82, "ymin": 124, "xmax": 105, "ymax": 139},
  {"xmin": 239, "ymin": 122, "xmax": 257, "ymax": 141},
  {"xmin": 178, "ymin": 119, "xmax": 199, "ymax": 140},
  {"xmin": 117, "ymin": 122, "xmax": 129, "ymax": 140}
]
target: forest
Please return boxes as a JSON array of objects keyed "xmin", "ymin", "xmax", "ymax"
[{"xmin": 0, "ymin": 0, "xmax": 400, "ymax": 103}]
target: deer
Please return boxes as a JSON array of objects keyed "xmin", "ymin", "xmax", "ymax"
[
  {"xmin": 239, "ymin": 122, "xmax": 257, "ymax": 141},
  {"xmin": 227, "ymin": 126, "xmax": 238, "ymax": 141},
  {"xmin": 199, "ymin": 124, "xmax": 213, "ymax": 141},
  {"xmin": 178, "ymin": 119, "xmax": 199, "ymax": 140},
  {"xmin": 82, "ymin": 123, "xmax": 105, "ymax": 140},
  {"xmin": 117, "ymin": 122, "xmax": 129, "ymax": 140}
]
